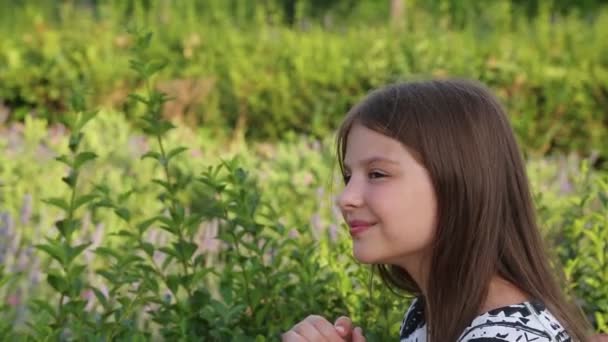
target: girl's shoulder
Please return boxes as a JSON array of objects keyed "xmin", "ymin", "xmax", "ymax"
[
  {"xmin": 399, "ymin": 298, "xmax": 571, "ymax": 342},
  {"xmin": 458, "ymin": 300, "xmax": 571, "ymax": 342},
  {"xmin": 399, "ymin": 297, "xmax": 426, "ymax": 341}
]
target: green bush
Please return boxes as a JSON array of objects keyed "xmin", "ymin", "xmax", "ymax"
[
  {"xmin": 0, "ymin": 29, "xmax": 607, "ymax": 340},
  {"xmin": 0, "ymin": 1, "xmax": 607, "ymax": 160},
  {"xmin": 1, "ymin": 115, "xmax": 607, "ymax": 340}
]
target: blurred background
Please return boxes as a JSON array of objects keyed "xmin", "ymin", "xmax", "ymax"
[{"xmin": 0, "ymin": 0, "xmax": 607, "ymax": 340}]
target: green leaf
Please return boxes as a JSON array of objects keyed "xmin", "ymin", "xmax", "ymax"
[
  {"xmin": 0, "ymin": 271, "xmax": 9, "ymax": 289},
  {"xmin": 134, "ymin": 31, "xmax": 153, "ymax": 50},
  {"xmin": 235, "ymin": 168, "xmax": 248, "ymax": 183},
  {"xmin": 240, "ymin": 240, "xmax": 259, "ymax": 253},
  {"xmin": 158, "ymin": 247, "xmax": 179, "ymax": 259},
  {"xmin": 114, "ymin": 208, "xmax": 131, "ymax": 222},
  {"xmin": 93, "ymin": 198, "xmax": 115, "ymax": 209},
  {"xmin": 67, "ymin": 242, "xmax": 92, "ymax": 265},
  {"xmin": 170, "ymin": 204, "xmax": 185, "ymax": 224},
  {"xmin": 128, "ymin": 93, "xmax": 149, "ymax": 105},
  {"xmin": 62, "ymin": 170, "xmax": 78, "ymax": 188},
  {"xmin": 70, "ymin": 92, "xmax": 86, "ymax": 113},
  {"xmin": 156, "ymin": 121, "xmax": 176, "ymax": 136},
  {"xmin": 167, "ymin": 147, "xmax": 188, "ymax": 161},
  {"xmin": 69, "ymin": 132, "xmax": 83, "ymax": 153},
  {"xmin": 54, "ymin": 155, "xmax": 72, "ymax": 167},
  {"xmin": 118, "ymin": 189, "xmax": 135, "ymax": 203},
  {"xmin": 42, "ymin": 197, "xmax": 70, "ymax": 211},
  {"xmin": 166, "ymin": 274, "xmax": 180, "ymax": 294},
  {"xmin": 76, "ymin": 110, "xmax": 97, "ymax": 131},
  {"xmin": 47, "ymin": 273, "xmax": 69, "ymax": 295},
  {"xmin": 68, "ymin": 264, "xmax": 87, "ymax": 280},
  {"xmin": 73, "ymin": 152, "xmax": 98, "ymax": 169},
  {"xmin": 599, "ymin": 190, "xmax": 608, "ymax": 208},
  {"xmin": 146, "ymin": 59, "xmax": 168, "ymax": 75},
  {"xmin": 74, "ymin": 193, "xmax": 98, "ymax": 210},
  {"xmin": 35, "ymin": 242, "xmax": 67, "ymax": 265},
  {"xmin": 173, "ymin": 240, "xmax": 197, "ymax": 261},
  {"xmin": 140, "ymin": 242, "xmax": 155, "ymax": 257},
  {"xmin": 129, "ymin": 59, "xmax": 147, "ymax": 76},
  {"xmin": 94, "ymin": 184, "xmax": 112, "ymax": 196},
  {"xmin": 159, "ymin": 224, "xmax": 177, "ymax": 234},
  {"xmin": 94, "ymin": 246, "xmax": 121, "ymax": 261},
  {"xmin": 97, "ymin": 270, "xmax": 118, "ymax": 284},
  {"xmin": 29, "ymin": 299, "xmax": 57, "ymax": 319},
  {"xmin": 55, "ymin": 219, "xmax": 79, "ymax": 238},
  {"xmin": 155, "ymin": 216, "xmax": 173, "ymax": 227},
  {"xmin": 136, "ymin": 217, "xmax": 157, "ymax": 234},
  {"xmin": 110, "ymin": 229, "xmax": 135, "ymax": 238},
  {"xmin": 63, "ymin": 299, "xmax": 87, "ymax": 313},
  {"xmin": 141, "ymin": 151, "xmax": 161, "ymax": 162},
  {"xmin": 152, "ymin": 179, "xmax": 172, "ymax": 192},
  {"xmin": 220, "ymin": 280, "xmax": 233, "ymax": 303}
]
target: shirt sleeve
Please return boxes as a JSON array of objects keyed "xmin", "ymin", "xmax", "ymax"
[{"xmin": 458, "ymin": 322, "xmax": 554, "ymax": 342}]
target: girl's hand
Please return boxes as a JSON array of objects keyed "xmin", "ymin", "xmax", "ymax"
[
  {"xmin": 281, "ymin": 315, "xmax": 366, "ymax": 342},
  {"xmin": 334, "ymin": 316, "xmax": 366, "ymax": 342}
]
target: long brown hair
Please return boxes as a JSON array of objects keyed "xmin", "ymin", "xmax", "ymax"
[{"xmin": 335, "ymin": 79, "xmax": 591, "ymax": 341}]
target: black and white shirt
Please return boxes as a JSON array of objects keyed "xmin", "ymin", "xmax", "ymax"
[{"xmin": 399, "ymin": 297, "xmax": 571, "ymax": 341}]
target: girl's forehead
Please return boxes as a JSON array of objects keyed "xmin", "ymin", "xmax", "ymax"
[
  {"xmin": 345, "ymin": 125, "xmax": 404, "ymax": 154},
  {"xmin": 343, "ymin": 124, "xmax": 422, "ymax": 167}
]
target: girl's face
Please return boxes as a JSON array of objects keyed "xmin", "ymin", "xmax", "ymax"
[{"xmin": 338, "ymin": 123, "xmax": 438, "ymax": 268}]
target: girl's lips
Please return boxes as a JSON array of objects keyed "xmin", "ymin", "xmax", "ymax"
[
  {"xmin": 347, "ymin": 220, "xmax": 375, "ymax": 228},
  {"xmin": 349, "ymin": 222, "xmax": 375, "ymax": 237}
]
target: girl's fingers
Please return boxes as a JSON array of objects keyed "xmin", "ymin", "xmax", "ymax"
[
  {"xmin": 292, "ymin": 319, "xmax": 324, "ymax": 341},
  {"xmin": 352, "ymin": 326, "xmax": 366, "ymax": 342},
  {"xmin": 305, "ymin": 315, "xmax": 346, "ymax": 341},
  {"xmin": 281, "ymin": 330, "xmax": 307, "ymax": 342},
  {"xmin": 334, "ymin": 316, "xmax": 353, "ymax": 339},
  {"xmin": 284, "ymin": 315, "xmax": 346, "ymax": 341}
]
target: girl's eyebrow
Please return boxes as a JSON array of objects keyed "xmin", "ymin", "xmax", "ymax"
[{"xmin": 343, "ymin": 156, "xmax": 400, "ymax": 170}]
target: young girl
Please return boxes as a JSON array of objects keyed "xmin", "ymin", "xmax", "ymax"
[{"xmin": 281, "ymin": 79, "xmax": 598, "ymax": 341}]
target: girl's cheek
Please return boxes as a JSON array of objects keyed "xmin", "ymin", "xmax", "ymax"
[{"xmin": 367, "ymin": 188, "xmax": 392, "ymax": 208}]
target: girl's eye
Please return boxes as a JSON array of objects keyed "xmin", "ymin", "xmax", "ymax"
[
  {"xmin": 342, "ymin": 172, "xmax": 386, "ymax": 184},
  {"xmin": 368, "ymin": 171, "xmax": 386, "ymax": 179}
]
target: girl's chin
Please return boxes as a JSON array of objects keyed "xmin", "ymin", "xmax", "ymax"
[{"xmin": 352, "ymin": 243, "xmax": 385, "ymax": 264}]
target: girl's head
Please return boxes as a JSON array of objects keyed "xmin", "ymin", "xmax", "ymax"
[{"xmin": 335, "ymin": 79, "xmax": 589, "ymax": 341}]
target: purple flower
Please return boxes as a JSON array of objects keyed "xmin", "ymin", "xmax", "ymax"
[
  {"xmin": 28, "ymin": 257, "xmax": 41, "ymax": 286},
  {"xmin": 20, "ymin": 194, "xmax": 33, "ymax": 225},
  {"xmin": 311, "ymin": 214, "xmax": 322, "ymax": 232},
  {"xmin": 288, "ymin": 228, "xmax": 300, "ymax": 239},
  {"xmin": 328, "ymin": 224, "xmax": 338, "ymax": 243},
  {"xmin": 0, "ymin": 212, "xmax": 11, "ymax": 264},
  {"xmin": 331, "ymin": 199, "xmax": 342, "ymax": 220},
  {"xmin": 199, "ymin": 220, "xmax": 221, "ymax": 253},
  {"xmin": 316, "ymin": 187, "xmax": 325, "ymax": 199}
]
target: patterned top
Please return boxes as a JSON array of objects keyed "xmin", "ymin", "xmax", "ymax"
[{"xmin": 399, "ymin": 297, "xmax": 571, "ymax": 341}]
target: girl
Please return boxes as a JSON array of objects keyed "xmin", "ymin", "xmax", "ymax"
[{"xmin": 281, "ymin": 79, "xmax": 598, "ymax": 341}]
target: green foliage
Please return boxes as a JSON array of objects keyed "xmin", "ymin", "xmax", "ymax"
[
  {"xmin": 0, "ymin": 5, "xmax": 607, "ymax": 341},
  {"xmin": 0, "ymin": 1, "xmax": 607, "ymax": 160},
  {"xmin": 1, "ymin": 111, "xmax": 607, "ymax": 340}
]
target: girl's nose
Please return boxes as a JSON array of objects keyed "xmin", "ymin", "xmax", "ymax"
[{"xmin": 337, "ymin": 178, "xmax": 364, "ymax": 210}]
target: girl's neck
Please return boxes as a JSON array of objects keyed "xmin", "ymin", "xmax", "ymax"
[
  {"xmin": 398, "ymin": 255, "xmax": 529, "ymax": 315},
  {"xmin": 478, "ymin": 275, "xmax": 530, "ymax": 315}
]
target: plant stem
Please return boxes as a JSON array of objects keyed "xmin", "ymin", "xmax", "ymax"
[
  {"xmin": 156, "ymin": 135, "xmax": 192, "ymax": 297},
  {"xmin": 221, "ymin": 204, "xmax": 254, "ymax": 318}
]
